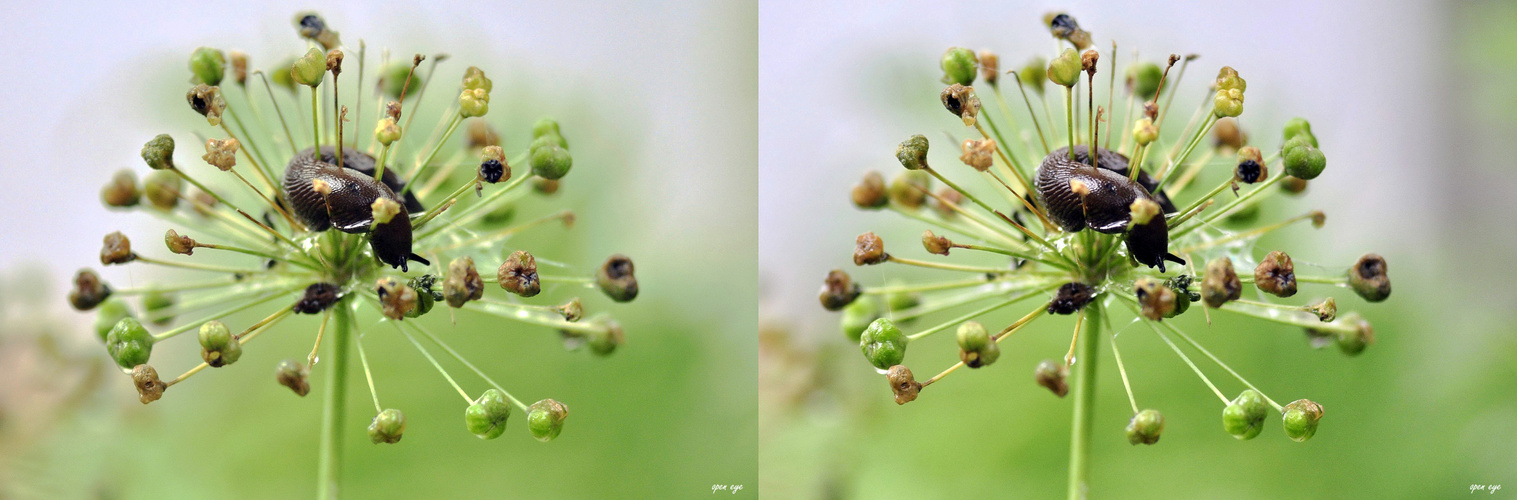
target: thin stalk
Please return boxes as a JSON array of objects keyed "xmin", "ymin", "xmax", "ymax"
[
  {"xmin": 317, "ymin": 301, "xmax": 353, "ymax": 500},
  {"xmin": 1007, "ymin": 72, "xmax": 1051, "ymax": 153},
  {"xmin": 255, "ymin": 72, "xmax": 300, "ymax": 154},
  {"xmin": 1067, "ymin": 302, "xmax": 1101, "ymax": 500}
]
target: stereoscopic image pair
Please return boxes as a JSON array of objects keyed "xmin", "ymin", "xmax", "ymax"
[{"xmin": 1, "ymin": 1, "xmax": 1508, "ymax": 498}]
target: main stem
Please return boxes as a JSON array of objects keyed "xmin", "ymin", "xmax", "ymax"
[
  {"xmin": 318, "ymin": 300, "xmax": 353, "ymax": 500},
  {"xmin": 1067, "ymin": 302, "xmax": 1102, "ymax": 500}
]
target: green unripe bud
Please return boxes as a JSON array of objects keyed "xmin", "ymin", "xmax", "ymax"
[
  {"xmin": 1281, "ymin": 399, "xmax": 1323, "ymax": 442},
  {"xmin": 1019, "ymin": 57, "xmax": 1047, "ymax": 94},
  {"xmin": 532, "ymin": 118, "xmax": 562, "ymax": 140},
  {"xmin": 291, "ymin": 48, "xmax": 326, "ymax": 87},
  {"xmin": 940, "ymin": 47, "xmax": 978, "ymax": 86},
  {"xmin": 896, "ymin": 134, "xmax": 930, "ymax": 170},
  {"xmin": 887, "ymin": 170, "xmax": 931, "ymax": 209},
  {"xmin": 1222, "ymin": 389, "xmax": 1268, "ymax": 440},
  {"xmin": 1126, "ymin": 409, "xmax": 1165, "ymax": 445},
  {"xmin": 143, "ymin": 290, "xmax": 176, "ymax": 326},
  {"xmin": 1126, "ymin": 62, "xmax": 1163, "ymax": 99},
  {"xmin": 527, "ymin": 399, "xmax": 569, "ymax": 442},
  {"xmin": 458, "ymin": 88, "xmax": 490, "ymax": 117},
  {"xmin": 955, "ymin": 321, "xmax": 999, "ymax": 368},
  {"xmin": 840, "ymin": 296, "xmax": 879, "ymax": 342},
  {"xmin": 378, "ymin": 63, "xmax": 418, "ymax": 100},
  {"xmin": 530, "ymin": 144, "xmax": 573, "ymax": 180},
  {"xmin": 270, "ymin": 57, "xmax": 297, "ymax": 91},
  {"xmin": 374, "ymin": 117, "xmax": 401, "ymax": 146},
  {"xmin": 368, "ymin": 409, "xmax": 406, "ymax": 444},
  {"xmin": 1348, "ymin": 253, "xmax": 1391, "ymax": 302},
  {"xmin": 1132, "ymin": 118, "xmax": 1158, "ymax": 146},
  {"xmin": 1334, "ymin": 313, "xmax": 1374, "ymax": 356},
  {"xmin": 1282, "ymin": 137, "xmax": 1326, "ymax": 180},
  {"xmin": 189, "ymin": 47, "xmax": 226, "ymax": 86},
  {"xmin": 859, "ymin": 318, "xmax": 909, "ymax": 370},
  {"xmin": 1281, "ymin": 117, "xmax": 1318, "ymax": 147},
  {"xmin": 198, "ymin": 320, "xmax": 242, "ymax": 367},
  {"xmin": 530, "ymin": 133, "xmax": 569, "ymax": 153},
  {"xmin": 465, "ymin": 389, "xmax": 512, "ymax": 439},
  {"xmin": 586, "ymin": 319, "xmax": 624, "ymax": 356},
  {"xmin": 105, "ymin": 317, "xmax": 154, "ymax": 369},
  {"xmin": 462, "ymin": 66, "xmax": 493, "ymax": 92},
  {"xmin": 886, "ymin": 284, "xmax": 920, "ymax": 312},
  {"xmin": 1047, "ymin": 49, "xmax": 1081, "ymax": 88},
  {"xmin": 101, "ymin": 169, "xmax": 142, "ymax": 208},
  {"xmin": 94, "ymin": 299, "xmax": 134, "ymax": 342},
  {"xmin": 1213, "ymin": 87, "xmax": 1245, "ymax": 117},
  {"xmin": 141, "ymin": 134, "xmax": 176, "ymax": 170},
  {"xmin": 143, "ymin": 170, "xmax": 182, "ymax": 210}
]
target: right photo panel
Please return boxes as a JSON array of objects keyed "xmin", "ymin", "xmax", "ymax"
[{"xmin": 759, "ymin": 1, "xmax": 1515, "ymax": 498}]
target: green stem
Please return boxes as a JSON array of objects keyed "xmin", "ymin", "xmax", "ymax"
[
  {"xmin": 317, "ymin": 300, "xmax": 353, "ymax": 500},
  {"xmin": 311, "ymin": 86, "xmax": 321, "ymax": 154},
  {"xmin": 1068, "ymin": 301, "xmax": 1101, "ymax": 500}
]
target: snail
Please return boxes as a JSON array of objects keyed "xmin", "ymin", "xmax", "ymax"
[
  {"xmin": 284, "ymin": 146, "xmax": 430, "ymax": 271},
  {"xmin": 1035, "ymin": 145, "xmax": 1185, "ymax": 271}
]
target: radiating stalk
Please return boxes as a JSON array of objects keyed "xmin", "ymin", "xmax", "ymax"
[
  {"xmin": 317, "ymin": 301, "xmax": 353, "ymax": 500},
  {"xmin": 1068, "ymin": 302, "xmax": 1102, "ymax": 500}
]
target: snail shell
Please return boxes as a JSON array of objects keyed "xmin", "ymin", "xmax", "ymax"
[
  {"xmin": 1036, "ymin": 146, "xmax": 1184, "ymax": 271},
  {"xmin": 284, "ymin": 146, "xmax": 430, "ymax": 271}
]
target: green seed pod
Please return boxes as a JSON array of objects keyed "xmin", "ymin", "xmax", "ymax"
[
  {"xmin": 886, "ymin": 283, "xmax": 920, "ymax": 313},
  {"xmin": 1281, "ymin": 399, "xmax": 1323, "ymax": 442},
  {"xmin": 291, "ymin": 48, "xmax": 326, "ymax": 87},
  {"xmin": 1047, "ymin": 48, "xmax": 1081, "ymax": 88},
  {"xmin": 465, "ymin": 389, "xmax": 512, "ymax": 439},
  {"xmin": 1132, "ymin": 118, "xmax": 1158, "ymax": 146},
  {"xmin": 94, "ymin": 299, "xmax": 134, "ymax": 342},
  {"xmin": 143, "ymin": 170, "xmax": 182, "ymax": 210},
  {"xmin": 141, "ymin": 134, "xmax": 176, "ymax": 170},
  {"xmin": 377, "ymin": 63, "xmax": 417, "ymax": 100},
  {"xmin": 189, "ymin": 47, "xmax": 226, "ymax": 86},
  {"xmin": 143, "ymin": 290, "xmax": 176, "ymax": 326},
  {"xmin": 527, "ymin": 399, "xmax": 569, "ymax": 442},
  {"xmin": 1222, "ymin": 389, "xmax": 1268, "ymax": 440},
  {"xmin": 374, "ymin": 117, "xmax": 401, "ymax": 146},
  {"xmin": 1126, "ymin": 62, "xmax": 1163, "ymax": 99},
  {"xmin": 368, "ymin": 409, "xmax": 406, "ymax": 444},
  {"xmin": 1222, "ymin": 200, "xmax": 1261, "ymax": 226},
  {"xmin": 1348, "ymin": 253, "xmax": 1391, "ymax": 302},
  {"xmin": 896, "ymin": 134, "xmax": 930, "ymax": 170},
  {"xmin": 1213, "ymin": 88, "xmax": 1245, "ymax": 118},
  {"xmin": 887, "ymin": 170, "xmax": 931, "ymax": 209},
  {"xmin": 819, "ymin": 269, "xmax": 862, "ymax": 311},
  {"xmin": 276, "ymin": 359, "xmax": 311, "ymax": 396},
  {"xmin": 1019, "ymin": 57, "xmax": 1047, "ymax": 95},
  {"xmin": 886, "ymin": 365, "xmax": 921, "ymax": 405},
  {"xmin": 1282, "ymin": 137, "xmax": 1326, "ymax": 180},
  {"xmin": 198, "ymin": 320, "xmax": 242, "ymax": 367},
  {"xmin": 940, "ymin": 47, "xmax": 978, "ymax": 86},
  {"xmin": 532, "ymin": 118, "xmax": 562, "ymax": 141},
  {"xmin": 462, "ymin": 66, "xmax": 493, "ymax": 92},
  {"xmin": 956, "ymin": 321, "xmax": 1000, "ymax": 368},
  {"xmin": 529, "ymin": 144, "xmax": 573, "ymax": 180},
  {"xmin": 132, "ymin": 364, "xmax": 165, "ymax": 404},
  {"xmin": 586, "ymin": 318, "xmax": 624, "ymax": 356},
  {"xmin": 405, "ymin": 275, "xmax": 440, "ymax": 318},
  {"xmin": 1334, "ymin": 313, "xmax": 1374, "ymax": 356},
  {"xmin": 101, "ymin": 169, "xmax": 141, "ymax": 208},
  {"xmin": 1035, "ymin": 359, "xmax": 1069, "ymax": 397},
  {"xmin": 595, "ymin": 254, "xmax": 638, "ymax": 302},
  {"xmin": 270, "ymin": 57, "xmax": 298, "ymax": 91},
  {"xmin": 840, "ymin": 296, "xmax": 879, "ymax": 342},
  {"xmin": 1202, "ymin": 257, "xmax": 1241, "ymax": 308},
  {"xmin": 852, "ymin": 171, "xmax": 888, "ymax": 210},
  {"xmin": 859, "ymin": 318, "xmax": 909, "ymax": 370},
  {"xmin": 1281, "ymin": 117, "xmax": 1318, "ymax": 147},
  {"xmin": 459, "ymin": 88, "xmax": 490, "ymax": 118},
  {"xmin": 105, "ymin": 317, "xmax": 154, "ymax": 369},
  {"xmin": 1126, "ymin": 409, "xmax": 1165, "ymax": 445},
  {"xmin": 69, "ymin": 268, "xmax": 112, "ymax": 311}
]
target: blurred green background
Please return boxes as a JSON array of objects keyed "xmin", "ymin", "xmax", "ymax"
[
  {"xmin": 0, "ymin": 1, "xmax": 756, "ymax": 498},
  {"xmin": 759, "ymin": 1, "xmax": 1516, "ymax": 498}
]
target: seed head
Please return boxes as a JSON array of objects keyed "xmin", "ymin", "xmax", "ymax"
[
  {"xmin": 1126, "ymin": 409, "xmax": 1165, "ymax": 445},
  {"xmin": 1348, "ymin": 253, "xmax": 1391, "ymax": 302},
  {"xmin": 1035, "ymin": 360, "xmax": 1069, "ymax": 397},
  {"xmin": 1253, "ymin": 251, "xmax": 1297, "ymax": 297},
  {"xmin": 940, "ymin": 47, "xmax": 978, "ymax": 86},
  {"xmin": 444, "ymin": 257, "xmax": 486, "ymax": 306},
  {"xmin": 859, "ymin": 318, "xmax": 909, "ymax": 370},
  {"xmin": 853, "ymin": 232, "xmax": 887, "ymax": 266},
  {"xmin": 276, "ymin": 359, "xmax": 310, "ymax": 396},
  {"xmin": 595, "ymin": 254, "xmax": 638, "ymax": 302},
  {"xmin": 497, "ymin": 251, "xmax": 541, "ymax": 298},
  {"xmin": 1281, "ymin": 399, "xmax": 1324, "ymax": 442},
  {"xmin": 132, "ymin": 364, "xmax": 166, "ymax": 404},
  {"xmin": 528, "ymin": 399, "xmax": 570, "ymax": 442},
  {"xmin": 886, "ymin": 365, "xmax": 922, "ymax": 405}
]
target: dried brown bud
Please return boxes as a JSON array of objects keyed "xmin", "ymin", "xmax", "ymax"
[
  {"xmin": 886, "ymin": 365, "xmax": 921, "ymax": 405},
  {"xmin": 497, "ymin": 251, "xmax": 541, "ymax": 298},
  {"xmin": 558, "ymin": 297, "xmax": 584, "ymax": 322},
  {"xmin": 922, "ymin": 230, "xmax": 951, "ymax": 256},
  {"xmin": 1234, "ymin": 146, "xmax": 1266, "ymax": 184},
  {"xmin": 385, "ymin": 101, "xmax": 403, "ymax": 121},
  {"xmin": 851, "ymin": 171, "xmax": 888, "ymax": 209},
  {"xmin": 1213, "ymin": 117, "xmax": 1246, "ymax": 149},
  {"xmin": 1080, "ymin": 50, "xmax": 1099, "ymax": 74},
  {"xmin": 1143, "ymin": 101, "xmax": 1159, "ymax": 120},
  {"xmin": 1281, "ymin": 176, "xmax": 1309, "ymax": 195},
  {"xmin": 164, "ymin": 229, "xmax": 196, "ymax": 255},
  {"xmin": 68, "ymin": 268, "xmax": 112, "ymax": 310},
  {"xmin": 1253, "ymin": 251, "xmax": 1298, "ymax": 297},
  {"xmin": 1048, "ymin": 282, "xmax": 1095, "ymax": 315},
  {"xmin": 932, "ymin": 187, "xmax": 963, "ymax": 218},
  {"xmin": 977, "ymin": 50, "xmax": 999, "ymax": 85},
  {"xmin": 534, "ymin": 178, "xmax": 560, "ymax": 195},
  {"xmin": 276, "ymin": 359, "xmax": 310, "ymax": 397},
  {"xmin": 444, "ymin": 257, "xmax": 486, "ymax": 306},
  {"xmin": 853, "ymin": 232, "xmax": 887, "ymax": 265},
  {"xmin": 1035, "ymin": 360, "xmax": 1069, "ymax": 397},
  {"xmin": 325, "ymin": 48, "xmax": 344, "ymax": 75},
  {"xmin": 202, "ymin": 138, "xmax": 240, "ymax": 171},
  {"xmin": 940, "ymin": 84, "xmax": 981, "ymax": 126},
  {"xmin": 595, "ymin": 254, "xmax": 638, "ymax": 302},
  {"xmin": 959, "ymin": 138, "xmax": 995, "ymax": 171},
  {"xmin": 1309, "ymin": 210, "xmax": 1326, "ymax": 228},
  {"xmin": 1134, "ymin": 277, "xmax": 1176, "ymax": 320},
  {"xmin": 101, "ymin": 169, "xmax": 141, "ymax": 208},
  {"xmin": 1348, "ymin": 253, "xmax": 1391, "ymax": 302},
  {"xmin": 1202, "ymin": 257, "xmax": 1242, "ymax": 307},
  {"xmin": 100, "ymin": 231, "xmax": 134, "ymax": 265},
  {"xmin": 467, "ymin": 120, "xmax": 501, "ymax": 149},
  {"xmin": 186, "ymin": 84, "xmax": 226, "ymax": 126},
  {"xmin": 132, "ymin": 364, "xmax": 165, "ymax": 404},
  {"xmin": 1310, "ymin": 297, "xmax": 1337, "ymax": 322},
  {"xmin": 293, "ymin": 282, "xmax": 341, "ymax": 314},
  {"xmin": 230, "ymin": 51, "xmax": 249, "ymax": 86},
  {"xmin": 819, "ymin": 270, "xmax": 862, "ymax": 311},
  {"xmin": 376, "ymin": 277, "xmax": 417, "ymax": 320}
]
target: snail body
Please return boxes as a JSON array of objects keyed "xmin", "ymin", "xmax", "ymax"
[
  {"xmin": 284, "ymin": 147, "xmax": 430, "ymax": 271},
  {"xmin": 1036, "ymin": 146, "xmax": 1184, "ymax": 271}
]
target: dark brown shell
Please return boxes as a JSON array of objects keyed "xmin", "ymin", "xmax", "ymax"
[
  {"xmin": 1036, "ymin": 146, "xmax": 1183, "ymax": 271},
  {"xmin": 284, "ymin": 147, "xmax": 429, "ymax": 271}
]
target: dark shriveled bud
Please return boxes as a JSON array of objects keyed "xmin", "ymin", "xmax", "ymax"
[
  {"xmin": 132, "ymin": 364, "xmax": 166, "ymax": 404},
  {"xmin": 293, "ymin": 282, "xmax": 341, "ymax": 314},
  {"xmin": 819, "ymin": 269, "xmax": 862, "ymax": 311},
  {"xmin": 886, "ymin": 365, "xmax": 921, "ymax": 405},
  {"xmin": 1234, "ymin": 146, "xmax": 1267, "ymax": 185},
  {"xmin": 1035, "ymin": 360, "xmax": 1069, "ymax": 397},
  {"xmin": 1134, "ymin": 277, "xmax": 1176, "ymax": 320},
  {"xmin": 495, "ymin": 251, "xmax": 541, "ymax": 298},
  {"xmin": 596, "ymin": 254, "xmax": 638, "ymax": 302},
  {"xmin": 940, "ymin": 84, "xmax": 981, "ymax": 126},
  {"xmin": 853, "ymin": 232, "xmax": 887, "ymax": 265},
  {"xmin": 102, "ymin": 170, "xmax": 141, "ymax": 207},
  {"xmin": 1348, "ymin": 254, "xmax": 1391, "ymax": 302},
  {"xmin": 922, "ymin": 230, "xmax": 951, "ymax": 255},
  {"xmin": 101, "ymin": 231, "xmax": 134, "ymax": 265},
  {"xmin": 1202, "ymin": 257, "xmax": 1242, "ymax": 308},
  {"xmin": 276, "ymin": 359, "xmax": 310, "ymax": 396},
  {"xmin": 445, "ymin": 257, "xmax": 486, "ymax": 306},
  {"xmin": 69, "ymin": 268, "xmax": 112, "ymax": 310},
  {"xmin": 851, "ymin": 171, "xmax": 888, "ymax": 209},
  {"xmin": 1048, "ymin": 282, "xmax": 1095, "ymax": 315},
  {"xmin": 1254, "ymin": 251, "xmax": 1297, "ymax": 297}
]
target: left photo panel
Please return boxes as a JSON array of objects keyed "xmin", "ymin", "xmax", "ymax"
[{"xmin": 0, "ymin": 1, "xmax": 757, "ymax": 498}]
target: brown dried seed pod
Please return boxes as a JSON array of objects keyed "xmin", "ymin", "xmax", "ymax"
[
  {"xmin": 922, "ymin": 230, "xmax": 951, "ymax": 256},
  {"xmin": 68, "ymin": 268, "xmax": 112, "ymax": 310},
  {"xmin": 1348, "ymin": 253, "xmax": 1391, "ymax": 302},
  {"xmin": 101, "ymin": 170, "xmax": 141, "ymax": 207},
  {"xmin": 497, "ymin": 251, "xmax": 541, "ymax": 298},
  {"xmin": 1213, "ymin": 117, "xmax": 1246, "ymax": 150},
  {"xmin": 132, "ymin": 364, "xmax": 166, "ymax": 404},
  {"xmin": 185, "ymin": 84, "xmax": 226, "ymax": 125},
  {"xmin": 1035, "ymin": 359, "xmax": 1069, "ymax": 397},
  {"xmin": 977, "ymin": 50, "xmax": 999, "ymax": 85},
  {"xmin": 1202, "ymin": 257, "xmax": 1242, "ymax": 308},
  {"xmin": 1048, "ymin": 282, "xmax": 1096, "ymax": 315},
  {"xmin": 1134, "ymin": 277, "xmax": 1176, "ymax": 320},
  {"xmin": 558, "ymin": 298, "xmax": 583, "ymax": 322},
  {"xmin": 293, "ymin": 282, "xmax": 341, "ymax": 314},
  {"xmin": 932, "ymin": 187, "xmax": 963, "ymax": 218},
  {"xmin": 853, "ymin": 232, "xmax": 887, "ymax": 265},
  {"xmin": 595, "ymin": 254, "xmax": 638, "ymax": 302},
  {"xmin": 444, "ymin": 257, "xmax": 486, "ymax": 306},
  {"xmin": 100, "ymin": 231, "xmax": 135, "ymax": 265},
  {"xmin": 886, "ymin": 365, "xmax": 921, "ymax": 405},
  {"xmin": 851, "ymin": 171, "xmax": 888, "ymax": 209},
  {"xmin": 275, "ymin": 359, "xmax": 311, "ymax": 397},
  {"xmin": 819, "ymin": 269, "xmax": 862, "ymax": 311},
  {"xmin": 940, "ymin": 83, "xmax": 980, "ymax": 125},
  {"xmin": 1253, "ymin": 251, "xmax": 1298, "ymax": 297},
  {"xmin": 164, "ymin": 229, "xmax": 196, "ymax": 255},
  {"xmin": 376, "ymin": 277, "xmax": 417, "ymax": 320},
  {"xmin": 960, "ymin": 138, "xmax": 995, "ymax": 171},
  {"xmin": 203, "ymin": 138, "xmax": 239, "ymax": 171}
]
